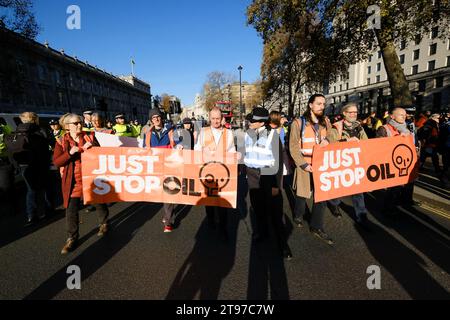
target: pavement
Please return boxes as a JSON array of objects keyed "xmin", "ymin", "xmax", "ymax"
[{"xmin": 0, "ymin": 156, "xmax": 449, "ymax": 300}]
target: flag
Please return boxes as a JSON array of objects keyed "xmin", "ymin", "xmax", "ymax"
[{"xmin": 131, "ymin": 58, "xmax": 135, "ymax": 65}]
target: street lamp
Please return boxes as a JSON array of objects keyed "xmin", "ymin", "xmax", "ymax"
[{"xmin": 238, "ymin": 65, "xmax": 243, "ymax": 127}]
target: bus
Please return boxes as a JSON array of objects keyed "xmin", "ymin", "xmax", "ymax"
[{"xmin": 215, "ymin": 101, "xmax": 233, "ymax": 128}]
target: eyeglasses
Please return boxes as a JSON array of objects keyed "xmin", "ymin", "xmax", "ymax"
[
  {"xmin": 345, "ymin": 111, "xmax": 358, "ymax": 114},
  {"xmin": 69, "ymin": 121, "xmax": 83, "ymax": 126}
]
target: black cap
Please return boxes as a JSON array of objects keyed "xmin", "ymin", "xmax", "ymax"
[
  {"xmin": 182, "ymin": 117, "xmax": 192, "ymax": 124},
  {"xmin": 83, "ymin": 110, "xmax": 93, "ymax": 115},
  {"xmin": 49, "ymin": 119, "xmax": 59, "ymax": 125},
  {"xmin": 250, "ymin": 108, "xmax": 269, "ymax": 123},
  {"xmin": 115, "ymin": 113, "xmax": 125, "ymax": 119}
]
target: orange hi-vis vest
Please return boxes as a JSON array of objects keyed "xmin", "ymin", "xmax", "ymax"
[
  {"xmin": 383, "ymin": 124, "xmax": 400, "ymax": 137},
  {"xmin": 296, "ymin": 118, "xmax": 327, "ymax": 165},
  {"xmin": 202, "ymin": 127, "xmax": 229, "ymax": 154}
]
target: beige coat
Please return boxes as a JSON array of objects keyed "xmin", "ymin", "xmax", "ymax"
[{"xmin": 289, "ymin": 118, "xmax": 329, "ymax": 198}]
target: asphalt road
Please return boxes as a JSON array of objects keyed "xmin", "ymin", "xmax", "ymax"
[{"xmin": 0, "ymin": 179, "xmax": 449, "ymax": 300}]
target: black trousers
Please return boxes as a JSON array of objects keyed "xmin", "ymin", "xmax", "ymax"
[
  {"xmin": 66, "ymin": 198, "xmax": 109, "ymax": 240},
  {"xmin": 205, "ymin": 206, "xmax": 228, "ymax": 233},
  {"xmin": 249, "ymin": 174, "xmax": 288, "ymax": 250}
]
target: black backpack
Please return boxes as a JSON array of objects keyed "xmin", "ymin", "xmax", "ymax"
[{"xmin": 4, "ymin": 131, "xmax": 33, "ymax": 165}]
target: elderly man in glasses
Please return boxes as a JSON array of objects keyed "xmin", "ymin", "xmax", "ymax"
[{"xmin": 327, "ymin": 103, "xmax": 370, "ymax": 228}]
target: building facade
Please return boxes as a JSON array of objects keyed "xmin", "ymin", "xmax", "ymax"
[
  {"xmin": 0, "ymin": 27, "xmax": 152, "ymax": 123},
  {"xmin": 298, "ymin": 32, "xmax": 450, "ymax": 115}
]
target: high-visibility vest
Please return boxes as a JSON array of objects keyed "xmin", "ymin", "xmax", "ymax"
[
  {"xmin": 113, "ymin": 124, "xmax": 133, "ymax": 137},
  {"xmin": 244, "ymin": 127, "xmax": 276, "ymax": 169},
  {"xmin": 296, "ymin": 118, "xmax": 327, "ymax": 165},
  {"xmin": 201, "ymin": 127, "xmax": 229, "ymax": 154}
]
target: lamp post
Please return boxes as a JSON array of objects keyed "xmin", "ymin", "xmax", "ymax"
[{"xmin": 238, "ymin": 65, "xmax": 243, "ymax": 127}]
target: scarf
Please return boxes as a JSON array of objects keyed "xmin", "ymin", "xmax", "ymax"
[{"xmin": 388, "ymin": 118, "xmax": 409, "ymax": 134}]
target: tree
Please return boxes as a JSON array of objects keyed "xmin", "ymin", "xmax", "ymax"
[
  {"xmin": 247, "ymin": 0, "xmax": 450, "ymax": 108},
  {"xmin": 160, "ymin": 94, "xmax": 171, "ymax": 113},
  {"xmin": 0, "ymin": 0, "xmax": 40, "ymax": 39},
  {"xmin": 202, "ymin": 71, "xmax": 237, "ymax": 110}
]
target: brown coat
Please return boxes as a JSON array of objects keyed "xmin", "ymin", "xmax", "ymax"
[
  {"xmin": 289, "ymin": 118, "xmax": 329, "ymax": 198},
  {"xmin": 53, "ymin": 133, "xmax": 95, "ymax": 208}
]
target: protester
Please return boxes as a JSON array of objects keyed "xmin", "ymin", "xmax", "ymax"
[
  {"xmin": 91, "ymin": 113, "xmax": 113, "ymax": 134},
  {"xmin": 53, "ymin": 114, "xmax": 109, "ymax": 254},
  {"xmin": 246, "ymin": 108, "xmax": 291, "ymax": 259},
  {"xmin": 438, "ymin": 111, "xmax": 450, "ymax": 187},
  {"xmin": 289, "ymin": 94, "xmax": 333, "ymax": 245},
  {"xmin": 327, "ymin": 103, "xmax": 370, "ymax": 227},
  {"xmin": 5, "ymin": 112, "xmax": 53, "ymax": 226},
  {"xmin": 143, "ymin": 108, "xmax": 177, "ymax": 233},
  {"xmin": 174, "ymin": 118, "xmax": 196, "ymax": 150},
  {"xmin": 376, "ymin": 107, "xmax": 415, "ymax": 213},
  {"xmin": 194, "ymin": 107, "xmax": 235, "ymax": 241},
  {"xmin": 418, "ymin": 113, "xmax": 441, "ymax": 174}
]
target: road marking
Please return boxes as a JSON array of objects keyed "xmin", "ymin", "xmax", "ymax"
[{"xmin": 419, "ymin": 203, "xmax": 450, "ymax": 220}]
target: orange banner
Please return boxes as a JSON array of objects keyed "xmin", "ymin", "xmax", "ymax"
[
  {"xmin": 312, "ymin": 136, "xmax": 418, "ymax": 202},
  {"xmin": 82, "ymin": 147, "xmax": 238, "ymax": 208}
]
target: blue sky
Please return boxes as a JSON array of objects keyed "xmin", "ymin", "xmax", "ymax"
[{"xmin": 33, "ymin": 0, "xmax": 263, "ymax": 106}]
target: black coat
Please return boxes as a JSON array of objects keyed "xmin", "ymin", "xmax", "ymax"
[{"xmin": 15, "ymin": 123, "xmax": 52, "ymax": 188}]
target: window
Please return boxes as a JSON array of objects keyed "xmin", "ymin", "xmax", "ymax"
[
  {"xmin": 447, "ymin": 56, "xmax": 450, "ymax": 67},
  {"xmin": 378, "ymin": 51, "xmax": 382, "ymax": 59},
  {"xmin": 334, "ymin": 86, "xmax": 336, "ymax": 93},
  {"xmin": 368, "ymin": 55, "xmax": 372, "ymax": 62},
  {"xmin": 433, "ymin": 92, "xmax": 441, "ymax": 109},
  {"xmin": 418, "ymin": 80, "xmax": 426, "ymax": 92},
  {"xmin": 347, "ymin": 72, "xmax": 350, "ymax": 80},
  {"xmin": 400, "ymin": 40, "xmax": 406, "ymax": 50},
  {"xmin": 412, "ymin": 65, "xmax": 419, "ymax": 74},
  {"xmin": 413, "ymin": 49, "xmax": 420, "ymax": 60},
  {"xmin": 415, "ymin": 34, "xmax": 421, "ymax": 45},
  {"xmin": 435, "ymin": 77, "xmax": 443, "ymax": 88},
  {"xmin": 367, "ymin": 78, "xmax": 371, "ymax": 85},
  {"xmin": 376, "ymin": 75, "xmax": 381, "ymax": 83},
  {"xmin": 428, "ymin": 60, "xmax": 435, "ymax": 71},
  {"xmin": 54, "ymin": 70, "xmax": 61, "ymax": 85},
  {"xmin": 431, "ymin": 27, "xmax": 438, "ymax": 39},
  {"xmin": 399, "ymin": 54, "xmax": 405, "ymax": 64},
  {"xmin": 38, "ymin": 65, "xmax": 46, "ymax": 81},
  {"xmin": 429, "ymin": 43, "xmax": 437, "ymax": 55},
  {"xmin": 368, "ymin": 66, "xmax": 372, "ymax": 74},
  {"xmin": 377, "ymin": 63, "xmax": 381, "ymax": 72},
  {"xmin": 339, "ymin": 84, "xmax": 342, "ymax": 91},
  {"xmin": 346, "ymin": 83, "xmax": 349, "ymax": 90}
]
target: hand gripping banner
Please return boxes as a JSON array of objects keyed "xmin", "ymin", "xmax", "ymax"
[
  {"xmin": 312, "ymin": 136, "xmax": 418, "ymax": 202},
  {"xmin": 82, "ymin": 147, "xmax": 238, "ymax": 208}
]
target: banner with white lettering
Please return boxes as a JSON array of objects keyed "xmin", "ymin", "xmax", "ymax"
[
  {"xmin": 312, "ymin": 136, "xmax": 418, "ymax": 202},
  {"xmin": 82, "ymin": 147, "xmax": 238, "ymax": 208}
]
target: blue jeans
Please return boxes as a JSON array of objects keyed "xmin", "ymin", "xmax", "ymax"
[
  {"xmin": 21, "ymin": 166, "xmax": 50, "ymax": 219},
  {"xmin": 328, "ymin": 193, "xmax": 367, "ymax": 220}
]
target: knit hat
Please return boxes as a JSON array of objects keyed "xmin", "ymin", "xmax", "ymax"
[{"xmin": 149, "ymin": 108, "xmax": 162, "ymax": 119}]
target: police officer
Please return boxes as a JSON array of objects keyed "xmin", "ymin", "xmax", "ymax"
[
  {"xmin": 244, "ymin": 107, "xmax": 291, "ymax": 260},
  {"xmin": 113, "ymin": 113, "xmax": 134, "ymax": 137}
]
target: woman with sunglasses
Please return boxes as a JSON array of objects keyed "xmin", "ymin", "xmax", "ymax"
[{"xmin": 53, "ymin": 113, "xmax": 110, "ymax": 254}]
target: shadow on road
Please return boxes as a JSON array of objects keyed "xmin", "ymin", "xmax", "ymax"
[
  {"xmin": 24, "ymin": 202, "xmax": 161, "ymax": 300},
  {"xmin": 339, "ymin": 193, "xmax": 450, "ymax": 299},
  {"xmin": 165, "ymin": 207, "xmax": 242, "ymax": 300}
]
